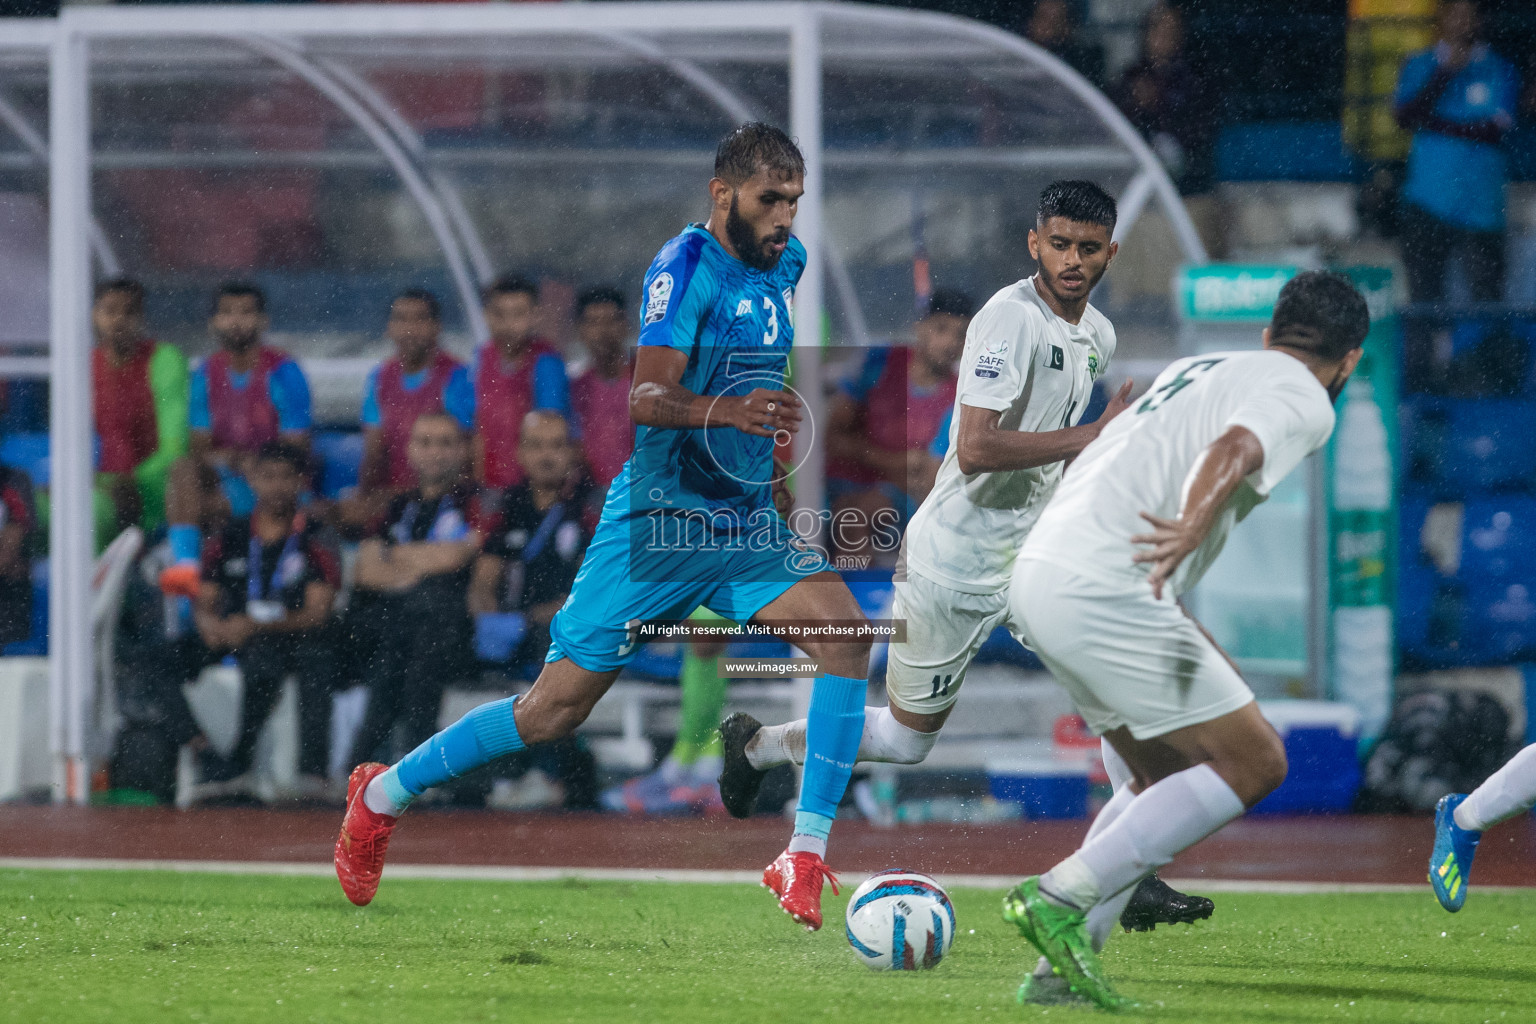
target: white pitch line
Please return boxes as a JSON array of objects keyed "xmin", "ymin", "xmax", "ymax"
[{"xmin": 2, "ymin": 857, "xmax": 1532, "ymax": 895}]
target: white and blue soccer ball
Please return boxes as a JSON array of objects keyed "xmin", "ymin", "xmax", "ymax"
[{"xmin": 844, "ymin": 869, "xmax": 956, "ymax": 971}]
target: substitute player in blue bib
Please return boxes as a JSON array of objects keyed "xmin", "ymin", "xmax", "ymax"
[{"xmin": 334, "ymin": 124, "xmax": 874, "ymax": 929}]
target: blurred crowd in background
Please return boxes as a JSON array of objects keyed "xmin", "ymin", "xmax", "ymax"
[{"xmin": 75, "ymin": 269, "xmax": 978, "ymax": 812}]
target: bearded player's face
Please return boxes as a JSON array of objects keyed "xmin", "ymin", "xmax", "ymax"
[
  {"xmin": 722, "ymin": 169, "xmax": 803, "ymax": 272},
  {"xmin": 1028, "ymin": 217, "xmax": 1116, "ymax": 308}
]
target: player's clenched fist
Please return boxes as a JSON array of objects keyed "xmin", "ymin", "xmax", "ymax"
[{"xmin": 722, "ymin": 388, "xmax": 802, "ymax": 438}]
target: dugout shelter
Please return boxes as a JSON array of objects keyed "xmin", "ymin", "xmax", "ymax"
[{"xmin": 1, "ymin": 2, "xmax": 1205, "ymax": 802}]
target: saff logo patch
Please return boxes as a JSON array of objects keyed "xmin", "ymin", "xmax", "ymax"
[
  {"xmin": 1088, "ymin": 353, "xmax": 1100, "ymax": 377},
  {"xmin": 644, "ymin": 272, "xmax": 674, "ymax": 325},
  {"xmin": 974, "ymin": 338, "xmax": 1008, "ymax": 379},
  {"xmin": 1046, "ymin": 344, "xmax": 1065, "ymax": 371}
]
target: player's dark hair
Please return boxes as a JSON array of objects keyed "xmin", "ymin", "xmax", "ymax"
[
  {"xmin": 714, "ymin": 122, "xmax": 805, "ymax": 186},
  {"xmin": 95, "ymin": 277, "xmax": 146, "ymax": 315},
  {"xmin": 1268, "ymin": 271, "xmax": 1371, "ymax": 362},
  {"xmin": 483, "ymin": 275, "xmax": 539, "ymax": 305},
  {"xmin": 1037, "ymin": 180, "xmax": 1118, "ymax": 230},
  {"xmin": 254, "ymin": 439, "xmax": 309, "ymax": 475},
  {"xmin": 393, "ymin": 287, "xmax": 441, "ymax": 321},
  {"xmin": 575, "ymin": 285, "xmax": 627, "ymax": 316},
  {"xmin": 925, "ymin": 288, "xmax": 976, "ymax": 320},
  {"xmin": 213, "ymin": 281, "xmax": 266, "ymax": 316}
]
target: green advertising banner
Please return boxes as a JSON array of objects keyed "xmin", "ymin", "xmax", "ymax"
[{"xmin": 1177, "ymin": 264, "xmax": 1300, "ymax": 321}]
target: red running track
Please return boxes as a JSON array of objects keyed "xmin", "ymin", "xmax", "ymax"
[{"xmin": 2, "ymin": 806, "xmax": 1536, "ymax": 885}]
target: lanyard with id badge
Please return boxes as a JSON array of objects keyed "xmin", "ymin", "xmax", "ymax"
[
  {"xmin": 247, "ymin": 516, "xmax": 307, "ymax": 624},
  {"xmin": 392, "ymin": 493, "xmax": 468, "ymax": 545}
]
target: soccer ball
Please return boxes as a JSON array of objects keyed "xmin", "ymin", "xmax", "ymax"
[{"xmin": 844, "ymin": 869, "xmax": 956, "ymax": 971}]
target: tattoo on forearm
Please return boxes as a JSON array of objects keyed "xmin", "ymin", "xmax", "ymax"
[
  {"xmin": 635, "ymin": 382, "xmax": 700, "ymax": 428},
  {"xmin": 654, "ymin": 388, "xmax": 697, "ymax": 427}
]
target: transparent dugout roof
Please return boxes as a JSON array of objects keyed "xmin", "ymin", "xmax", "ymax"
[{"xmin": 17, "ymin": 3, "xmax": 1199, "ymax": 353}]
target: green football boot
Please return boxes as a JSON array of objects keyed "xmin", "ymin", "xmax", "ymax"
[
  {"xmin": 1017, "ymin": 967, "xmax": 1090, "ymax": 1006},
  {"xmin": 1003, "ymin": 876, "xmax": 1131, "ymax": 1011}
]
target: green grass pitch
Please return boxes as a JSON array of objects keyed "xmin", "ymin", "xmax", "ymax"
[{"xmin": 2, "ymin": 867, "xmax": 1533, "ymax": 1023}]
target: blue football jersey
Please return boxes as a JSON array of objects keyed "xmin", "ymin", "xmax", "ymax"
[{"xmin": 604, "ymin": 223, "xmax": 806, "ymax": 522}]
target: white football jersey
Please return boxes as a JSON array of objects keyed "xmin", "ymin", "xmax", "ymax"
[
  {"xmin": 902, "ymin": 276, "xmax": 1115, "ymax": 594},
  {"xmin": 1019, "ymin": 348, "xmax": 1336, "ymax": 598}
]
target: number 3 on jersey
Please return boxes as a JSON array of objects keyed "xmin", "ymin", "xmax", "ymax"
[
  {"xmin": 762, "ymin": 297, "xmax": 779, "ymax": 345},
  {"xmin": 1136, "ymin": 357, "xmax": 1225, "ymax": 414}
]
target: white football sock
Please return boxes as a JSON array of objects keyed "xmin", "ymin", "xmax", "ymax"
[
  {"xmin": 1455, "ymin": 743, "xmax": 1536, "ymax": 832},
  {"xmin": 363, "ymin": 773, "xmax": 408, "ymax": 817},
  {"xmin": 1051, "ymin": 763, "xmax": 1245, "ymax": 907},
  {"xmin": 787, "ymin": 833, "xmax": 827, "ymax": 857},
  {"xmin": 746, "ymin": 706, "xmax": 937, "ymax": 770},
  {"xmin": 1033, "ymin": 781, "xmax": 1138, "ymax": 974},
  {"xmin": 1101, "ymin": 738, "xmax": 1134, "ymax": 791},
  {"xmin": 746, "ymin": 719, "xmax": 802, "ymax": 770},
  {"xmin": 861, "ymin": 706, "xmax": 939, "ymax": 763}
]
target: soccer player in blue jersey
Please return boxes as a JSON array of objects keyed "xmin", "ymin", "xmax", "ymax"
[{"xmin": 334, "ymin": 123, "xmax": 872, "ymax": 929}]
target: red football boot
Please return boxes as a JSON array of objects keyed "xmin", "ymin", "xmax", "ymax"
[
  {"xmin": 763, "ymin": 849, "xmax": 840, "ymax": 931},
  {"xmin": 334, "ymin": 762, "xmax": 398, "ymax": 906}
]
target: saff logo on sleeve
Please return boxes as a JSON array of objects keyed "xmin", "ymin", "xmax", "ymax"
[
  {"xmin": 1046, "ymin": 344, "xmax": 1065, "ymax": 371},
  {"xmin": 644, "ymin": 272, "xmax": 674, "ymax": 325},
  {"xmin": 974, "ymin": 338, "xmax": 1008, "ymax": 379}
]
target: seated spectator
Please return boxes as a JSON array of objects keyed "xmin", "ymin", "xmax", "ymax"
[
  {"xmin": 92, "ymin": 277, "xmax": 189, "ymax": 545},
  {"xmin": 1112, "ymin": 4, "xmax": 1214, "ymax": 197},
  {"xmin": 474, "ymin": 276, "xmax": 570, "ymax": 489},
  {"xmin": 568, "ymin": 285, "xmax": 635, "ymax": 498},
  {"xmin": 470, "ymin": 410, "xmax": 591, "ymax": 667},
  {"xmin": 160, "ymin": 283, "xmax": 312, "ymax": 597},
  {"xmin": 0, "ymin": 465, "xmax": 36, "ymax": 647},
  {"xmin": 352, "ymin": 288, "xmax": 474, "ymax": 524},
  {"xmin": 469, "ymin": 409, "xmax": 596, "ymax": 809},
  {"xmin": 827, "ymin": 288, "xmax": 973, "ymax": 561},
  {"xmin": 1026, "ymin": 0, "xmax": 1105, "ymax": 89},
  {"xmin": 1394, "ymin": 0, "xmax": 1519, "ymax": 305},
  {"xmin": 346, "ymin": 412, "xmax": 490, "ymax": 771},
  {"xmin": 190, "ymin": 441, "xmax": 339, "ymax": 797}
]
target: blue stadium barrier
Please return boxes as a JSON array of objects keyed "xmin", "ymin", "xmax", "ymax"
[
  {"xmin": 1399, "ymin": 496, "xmax": 1536, "ymax": 667},
  {"xmin": 1459, "ymin": 498, "xmax": 1536, "ymax": 583},
  {"xmin": 313, "ymin": 430, "xmax": 365, "ymax": 498},
  {"xmin": 1434, "ymin": 400, "xmax": 1536, "ymax": 493},
  {"xmin": 1215, "ymin": 121, "xmax": 1359, "ymax": 182}
]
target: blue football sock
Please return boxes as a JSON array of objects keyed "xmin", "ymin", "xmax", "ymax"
[
  {"xmin": 168, "ymin": 524, "xmax": 202, "ymax": 564},
  {"xmin": 390, "ymin": 695, "xmax": 525, "ymax": 801},
  {"xmin": 794, "ymin": 673, "xmax": 867, "ymax": 829}
]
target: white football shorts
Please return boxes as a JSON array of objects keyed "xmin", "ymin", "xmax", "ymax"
[
  {"xmin": 885, "ymin": 568, "xmax": 1018, "ymax": 716},
  {"xmin": 1010, "ymin": 557, "xmax": 1255, "ymax": 740}
]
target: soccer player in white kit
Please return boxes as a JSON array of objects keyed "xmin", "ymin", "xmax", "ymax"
[
  {"xmin": 1001, "ymin": 270, "xmax": 1370, "ymax": 1008},
  {"xmin": 720, "ymin": 182, "xmax": 1206, "ymax": 929}
]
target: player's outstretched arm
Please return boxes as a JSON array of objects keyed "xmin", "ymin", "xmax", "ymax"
[
  {"xmin": 954, "ymin": 379, "xmax": 1132, "ymax": 475},
  {"xmin": 629, "ymin": 347, "xmax": 802, "ymax": 438},
  {"xmin": 1131, "ymin": 425, "xmax": 1264, "ymax": 599}
]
